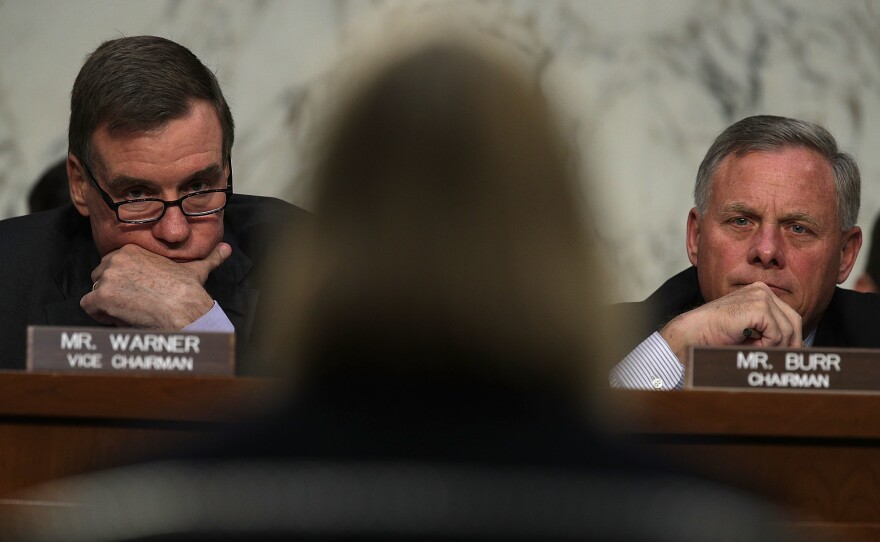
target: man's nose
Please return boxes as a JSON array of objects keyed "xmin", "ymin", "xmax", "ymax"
[
  {"xmin": 748, "ymin": 225, "xmax": 785, "ymax": 268},
  {"xmin": 151, "ymin": 205, "xmax": 191, "ymax": 244}
]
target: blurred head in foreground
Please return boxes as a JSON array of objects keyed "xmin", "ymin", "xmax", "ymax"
[{"xmin": 265, "ymin": 33, "xmax": 612, "ymax": 415}]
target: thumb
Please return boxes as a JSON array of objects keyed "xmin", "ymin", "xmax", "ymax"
[{"xmin": 186, "ymin": 242, "xmax": 232, "ymax": 280}]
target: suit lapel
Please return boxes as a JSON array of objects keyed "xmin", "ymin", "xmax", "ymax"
[
  {"xmin": 813, "ymin": 288, "xmax": 847, "ymax": 347},
  {"xmin": 207, "ymin": 233, "xmax": 260, "ymax": 340},
  {"xmin": 648, "ymin": 266, "xmax": 706, "ymax": 328},
  {"xmin": 46, "ymin": 215, "xmax": 104, "ymax": 326}
]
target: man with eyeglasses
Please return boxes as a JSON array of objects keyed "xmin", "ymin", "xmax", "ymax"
[{"xmin": 0, "ymin": 36, "xmax": 307, "ymax": 372}]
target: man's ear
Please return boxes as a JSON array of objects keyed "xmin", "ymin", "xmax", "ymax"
[
  {"xmin": 686, "ymin": 208, "xmax": 701, "ymax": 266},
  {"xmin": 67, "ymin": 155, "xmax": 90, "ymax": 217},
  {"xmin": 837, "ymin": 226, "xmax": 863, "ymax": 284}
]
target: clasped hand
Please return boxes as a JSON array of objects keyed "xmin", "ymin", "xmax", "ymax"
[
  {"xmin": 659, "ymin": 282, "xmax": 803, "ymax": 364},
  {"xmin": 81, "ymin": 243, "xmax": 232, "ymax": 329}
]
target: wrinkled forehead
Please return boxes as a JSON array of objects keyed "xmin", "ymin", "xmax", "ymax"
[
  {"xmin": 714, "ymin": 148, "xmax": 835, "ymax": 191},
  {"xmin": 89, "ymin": 104, "xmax": 225, "ymax": 175},
  {"xmin": 90, "ymin": 100, "xmax": 225, "ymax": 165},
  {"xmin": 709, "ymin": 148, "xmax": 837, "ymax": 212}
]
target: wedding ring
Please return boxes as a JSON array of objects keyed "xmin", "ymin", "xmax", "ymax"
[{"xmin": 92, "ymin": 281, "xmax": 99, "ymax": 291}]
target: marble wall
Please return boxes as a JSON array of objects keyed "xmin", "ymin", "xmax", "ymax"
[{"xmin": 1, "ymin": 0, "xmax": 878, "ymax": 301}]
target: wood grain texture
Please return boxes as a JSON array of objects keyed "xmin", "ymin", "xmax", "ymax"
[
  {"xmin": 612, "ymin": 390, "xmax": 880, "ymax": 540},
  {"xmin": 0, "ymin": 372, "xmax": 285, "ymax": 496}
]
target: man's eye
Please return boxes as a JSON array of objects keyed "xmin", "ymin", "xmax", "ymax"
[
  {"xmin": 791, "ymin": 224, "xmax": 807, "ymax": 234},
  {"xmin": 732, "ymin": 217, "xmax": 750, "ymax": 226},
  {"xmin": 124, "ymin": 188, "xmax": 148, "ymax": 200},
  {"xmin": 187, "ymin": 181, "xmax": 211, "ymax": 193}
]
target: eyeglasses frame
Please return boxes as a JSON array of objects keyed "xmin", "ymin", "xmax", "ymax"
[{"xmin": 79, "ymin": 158, "xmax": 233, "ymax": 225}]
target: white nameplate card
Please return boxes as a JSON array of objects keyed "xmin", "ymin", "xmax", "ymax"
[
  {"xmin": 27, "ymin": 326, "xmax": 235, "ymax": 376},
  {"xmin": 688, "ymin": 346, "xmax": 880, "ymax": 393}
]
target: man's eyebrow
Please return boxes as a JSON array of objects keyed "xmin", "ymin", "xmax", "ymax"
[
  {"xmin": 720, "ymin": 202, "xmax": 757, "ymax": 215},
  {"xmin": 781, "ymin": 211, "xmax": 822, "ymax": 228},
  {"xmin": 105, "ymin": 164, "xmax": 225, "ymax": 189}
]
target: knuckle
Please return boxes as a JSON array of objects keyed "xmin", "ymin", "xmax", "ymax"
[{"xmin": 102, "ymin": 267, "xmax": 124, "ymax": 284}]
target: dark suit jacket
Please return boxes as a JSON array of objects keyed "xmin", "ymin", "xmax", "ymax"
[
  {"xmin": 614, "ymin": 266, "xmax": 880, "ymax": 355},
  {"xmin": 0, "ymin": 195, "xmax": 307, "ymax": 373}
]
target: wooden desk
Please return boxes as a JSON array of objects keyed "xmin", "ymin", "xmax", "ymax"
[
  {"xmin": 0, "ymin": 371, "xmax": 282, "ymax": 497},
  {"xmin": 613, "ymin": 389, "xmax": 880, "ymax": 541},
  {"xmin": 3, "ymin": 375, "xmax": 879, "ymax": 539}
]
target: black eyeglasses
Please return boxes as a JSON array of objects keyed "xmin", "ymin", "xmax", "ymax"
[{"xmin": 80, "ymin": 159, "xmax": 233, "ymax": 224}]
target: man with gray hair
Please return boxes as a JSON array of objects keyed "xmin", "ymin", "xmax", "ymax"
[{"xmin": 611, "ymin": 115, "xmax": 880, "ymax": 390}]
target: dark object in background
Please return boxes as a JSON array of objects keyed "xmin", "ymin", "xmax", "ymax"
[
  {"xmin": 28, "ymin": 159, "xmax": 70, "ymax": 213},
  {"xmin": 856, "ymin": 213, "xmax": 880, "ymax": 292}
]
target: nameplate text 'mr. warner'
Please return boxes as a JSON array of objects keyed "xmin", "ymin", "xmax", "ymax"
[{"xmin": 27, "ymin": 326, "xmax": 234, "ymax": 376}]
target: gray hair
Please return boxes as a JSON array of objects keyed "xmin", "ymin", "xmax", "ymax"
[{"xmin": 694, "ymin": 115, "xmax": 860, "ymax": 231}]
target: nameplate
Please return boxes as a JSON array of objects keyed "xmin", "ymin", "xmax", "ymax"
[
  {"xmin": 26, "ymin": 326, "xmax": 235, "ymax": 376},
  {"xmin": 688, "ymin": 346, "xmax": 880, "ymax": 393}
]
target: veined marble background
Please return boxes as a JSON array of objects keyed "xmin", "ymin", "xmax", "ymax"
[{"xmin": 1, "ymin": 0, "xmax": 878, "ymax": 302}]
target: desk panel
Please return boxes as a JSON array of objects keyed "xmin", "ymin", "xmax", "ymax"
[
  {"xmin": 4, "ymin": 377, "xmax": 879, "ymax": 540},
  {"xmin": 614, "ymin": 390, "xmax": 880, "ymax": 541},
  {"xmin": 0, "ymin": 372, "xmax": 282, "ymax": 496}
]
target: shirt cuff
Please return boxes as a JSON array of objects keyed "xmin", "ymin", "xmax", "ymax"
[
  {"xmin": 609, "ymin": 332, "xmax": 684, "ymax": 390},
  {"xmin": 182, "ymin": 301, "xmax": 235, "ymax": 333}
]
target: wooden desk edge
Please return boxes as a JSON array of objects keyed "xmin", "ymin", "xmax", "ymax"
[
  {"xmin": 610, "ymin": 389, "xmax": 880, "ymax": 440},
  {"xmin": 0, "ymin": 371, "xmax": 284, "ymax": 423}
]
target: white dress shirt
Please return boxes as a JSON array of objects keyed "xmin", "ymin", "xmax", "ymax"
[
  {"xmin": 609, "ymin": 328, "xmax": 818, "ymax": 390},
  {"xmin": 182, "ymin": 301, "xmax": 234, "ymax": 333}
]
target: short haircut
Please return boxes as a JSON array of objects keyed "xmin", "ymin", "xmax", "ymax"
[
  {"xmin": 68, "ymin": 35, "xmax": 234, "ymax": 167},
  {"xmin": 694, "ymin": 115, "xmax": 860, "ymax": 230}
]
